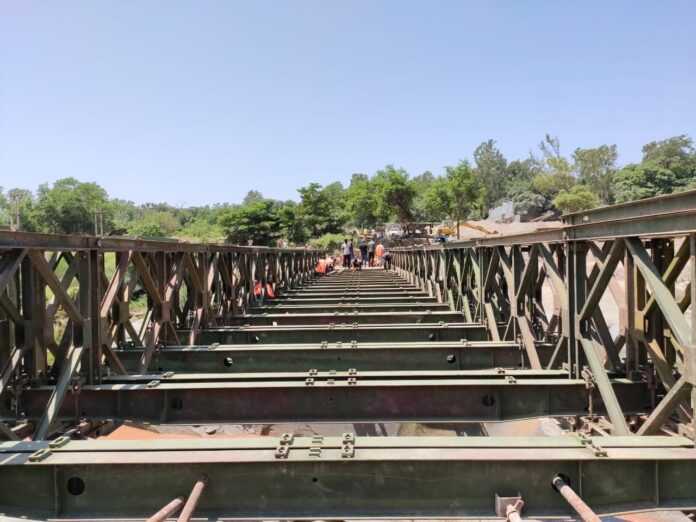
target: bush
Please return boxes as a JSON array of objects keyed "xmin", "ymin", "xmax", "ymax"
[
  {"xmin": 552, "ymin": 184, "xmax": 599, "ymax": 214},
  {"xmin": 308, "ymin": 233, "xmax": 348, "ymax": 253},
  {"xmin": 129, "ymin": 221, "xmax": 167, "ymax": 238}
]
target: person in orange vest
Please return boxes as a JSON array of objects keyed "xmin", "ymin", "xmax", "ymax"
[
  {"xmin": 316, "ymin": 257, "xmax": 327, "ymax": 275},
  {"xmin": 265, "ymin": 281, "xmax": 275, "ymax": 299},
  {"xmin": 253, "ymin": 280, "xmax": 263, "ymax": 303},
  {"xmin": 375, "ymin": 242, "xmax": 385, "ymax": 266}
]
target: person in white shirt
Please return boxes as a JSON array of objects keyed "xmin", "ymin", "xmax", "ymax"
[{"xmin": 340, "ymin": 239, "xmax": 351, "ymax": 267}]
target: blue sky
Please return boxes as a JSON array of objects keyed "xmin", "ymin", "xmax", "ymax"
[{"xmin": 1, "ymin": 1, "xmax": 695, "ymax": 206}]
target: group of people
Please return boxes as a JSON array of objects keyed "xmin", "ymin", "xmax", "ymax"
[
  {"xmin": 336, "ymin": 237, "xmax": 392, "ymax": 270},
  {"xmin": 315, "ymin": 237, "xmax": 394, "ymax": 276}
]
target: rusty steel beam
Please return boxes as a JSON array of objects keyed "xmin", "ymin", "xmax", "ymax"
[
  {"xmin": 116, "ymin": 341, "xmax": 556, "ymax": 373},
  {"xmin": 9, "ymin": 375, "xmax": 648, "ymax": 424},
  {"xmin": 0, "ymin": 436, "xmax": 694, "ymax": 519},
  {"xmin": 228, "ymin": 310, "xmax": 464, "ymax": 326},
  {"xmin": 181, "ymin": 323, "xmax": 493, "ymax": 344}
]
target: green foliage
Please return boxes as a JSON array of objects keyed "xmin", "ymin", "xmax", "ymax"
[
  {"xmin": 642, "ymin": 135, "xmax": 695, "ymax": 175},
  {"xmin": 6, "ymin": 188, "xmax": 36, "ymax": 230},
  {"xmin": 612, "ymin": 162, "xmax": 681, "ymax": 202},
  {"xmin": 175, "ymin": 217, "xmax": 226, "ymax": 243},
  {"xmin": 473, "ymin": 139, "xmax": 507, "ymax": 208},
  {"xmin": 552, "ymin": 184, "xmax": 599, "ymax": 214},
  {"xmin": 2, "ymin": 133, "xmax": 694, "ymax": 243},
  {"xmin": 612, "ymin": 136, "xmax": 696, "ymax": 203},
  {"xmin": 444, "ymin": 161, "xmax": 485, "ymax": 231},
  {"xmin": 504, "ymin": 159, "xmax": 538, "ymax": 197},
  {"xmin": 500, "ymin": 159, "xmax": 539, "ymax": 216},
  {"xmin": 31, "ymin": 177, "xmax": 112, "ymax": 235},
  {"xmin": 572, "ymin": 145, "xmax": 617, "ymax": 204},
  {"xmin": 420, "ymin": 177, "xmax": 451, "ymax": 221},
  {"xmin": 131, "ymin": 211, "xmax": 181, "ymax": 235},
  {"xmin": 421, "ymin": 161, "xmax": 484, "ymax": 234},
  {"xmin": 371, "ymin": 165, "xmax": 416, "ymax": 222},
  {"xmin": 111, "ymin": 198, "xmax": 137, "ymax": 229},
  {"xmin": 345, "ymin": 173, "xmax": 378, "ymax": 228},
  {"xmin": 0, "ymin": 188, "xmax": 8, "ymax": 225},
  {"xmin": 538, "ymin": 134, "xmax": 574, "ymax": 177},
  {"xmin": 277, "ymin": 201, "xmax": 310, "ymax": 244},
  {"xmin": 217, "ymin": 200, "xmax": 281, "ymax": 246},
  {"xmin": 242, "ymin": 190, "xmax": 265, "ymax": 206},
  {"xmin": 512, "ymin": 190, "xmax": 546, "ymax": 218},
  {"xmin": 130, "ymin": 221, "xmax": 167, "ymax": 238},
  {"xmin": 308, "ymin": 232, "xmax": 346, "ymax": 253},
  {"xmin": 532, "ymin": 172, "xmax": 575, "ymax": 198},
  {"xmin": 296, "ymin": 182, "xmax": 346, "ymax": 236}
]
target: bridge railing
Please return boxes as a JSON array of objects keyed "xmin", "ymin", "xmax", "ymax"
[
  {"xmin": 0, "ymin": 231, "xmax": 319, "ymax": 394},
  {"xmin": 393, "ymin": 189, "xmax": 696, "ymax": 437}
]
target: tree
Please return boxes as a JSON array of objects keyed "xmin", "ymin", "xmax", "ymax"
[
  {"xmin": 538, "ymin": 134, "xmax": 574, "ymax": 177},
  {"xmin": 612, "ymin": 135, "xmax": 696, "ymax": 202},
  {"xmin": 410, "ymin": 171, "xmax": 437, "ymax": 221},
  {"xmin": 642, "ymin": 135, "xmax": 696, "ymax": 175},
  {"xmin": 129, "ymin": 211, "xmax": 181, "ymax": 237},
  {"xmin": 572, "ymin": 145, "xmax": 618, "ymax": 204},
  {"xmin": 371, "ymin": 165, "xmax": 416, "ymax": 223},
  {"xmin": 217, "ymin": 200, "xmax": 281, "ymax": 246},
  {"xmin": 512, "ymin": 190, "xmax": 546, "ymax": 219},
  {"xmin": 6, "ymin": 188, "xmax": 36, "ymax": 231},
  {"xmin": 422, "ymin": 161, "xmax": 483, "ymax": 238},
  {"xmin": 0, "ymin": 187, "xmax": 8, "ymax": 225},
  {"xmin": 296, "ymin": 182, "xmax": 345, "ymax": 236},
  {"xmin": 345, "ymin": 173, "xmax": 378, "ymax": 229},
  {"xmin": 532, "ymin": 134, "xmax": 576, "ymax": 213},
  {"xmin": 552, "ymin": 184, "xmax": 599, "ymax": 214},
  {"xmin": 277, "ymin": 201, "xmax": 310, "ymax": 244},
  {"xmin": 612, "ymin": 162, "xmax": 682, "ymax": 202},
  {"xmin": 130, "ymin": 221, "xmax": 168, "ymax": 237},
  {"xmin": 505, "ymin": 159, "xmax": 538, "ymax": 186},
  {"xmin": 504, "ymin": 159, "xmax": 540, "ymax": 215},
  {"xmin": 242, "ymin": 190, "xmax": 265, "ymax": 206},
  {"xmin": 532, "ymin": 172, "xmax": 575, "ymax": 198},
  {"xmin": 31, "ymin": 178, "xmax": 112, "ymax": 235},
  {"xmin": 111, "ymin": 199, "xmax": 137, "ymax": 229},
  {"xmin": 420, "ymin": 177, "xmax": 451, "ymax": 221},
  {"xmin": 0, "ymin": 187, "xmax": 35, "ymax": 231},
  {"xmin": 473, "ymin": 140, "xmax": 507, "ymax": 209},
  {"xmin": 444, "ymin": 161, "xmax": 484, "ymax": 238}
]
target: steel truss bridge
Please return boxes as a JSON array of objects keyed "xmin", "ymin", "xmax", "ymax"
[{"xmin": 0, "ymin": 190, "xmax": 695, "ymax": 521}]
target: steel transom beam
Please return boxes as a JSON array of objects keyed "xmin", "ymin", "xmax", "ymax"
[
  {"xmin": 10, "ymin": 375, "xmax": 648, "ymax": 424},
  {"xmin": 0, "ymin": 436, "xmax": 694, "ymax": 519}
]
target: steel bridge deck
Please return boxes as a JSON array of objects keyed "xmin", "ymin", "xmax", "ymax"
[{"xmin": 1, "ymin": 191, "xmax": 696, "ymax": 520}]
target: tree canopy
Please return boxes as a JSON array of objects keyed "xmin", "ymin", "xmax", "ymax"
[{"xmin": 2, "ymin": 134, "xmax": 694, "ymax": 243}]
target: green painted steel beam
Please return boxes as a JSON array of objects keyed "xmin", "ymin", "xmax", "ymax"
[
  {"xmin": 251, "ymin": 302, "xmax": 451, "ymax": 313},
  {"xmin": 179, "ymin": 323, "xmax": 492, "ymax": 344},
  {"xmin": 272, "ymin": 295, "xmax": 439, "ymax": 305},
  {"xmin": 104, "ymin": 368, "xmax": 572, "ymax": 383},
  {"xmin": 0, "ymin": 436, "xmax": 693, "ymax": 519},
  {"xmin": 280, "ymin": 290, "xmax": 432, "ymax": 298},
  {"xmin": 228, "ymin": 311, "xmax": 463, "ymax": 326},
  {"xmin": 116, "ymin": 341, "xmax": 555, "ymax": 373},
  {"xmin": 9, "ymin": 377, "xmax": 648, "ymax": 424}
]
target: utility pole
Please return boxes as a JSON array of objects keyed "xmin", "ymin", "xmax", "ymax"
[
  {"xmin": 94, "ymin": 209, "xmax": 104, "ymax": 236},
  {"xmin": 9, "ymin": 194, "xmax": 20, "ymax": 231}
]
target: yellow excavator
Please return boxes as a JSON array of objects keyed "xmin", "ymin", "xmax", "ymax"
[{"xmin": 433, "ymin": 221, "xmax": 495, "ymax": 237}]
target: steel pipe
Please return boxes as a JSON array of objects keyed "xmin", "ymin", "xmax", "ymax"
[
  {"xmin": 552, "ymin": 474, "xmax": 600, "ymax": 522},
  {"xmin": 177, "ymin": 474, "xmax": 208, "ymax": 522},
  {"xmin": 147, "ymin": 496, "xmax": 184, "ymax": 522}
]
